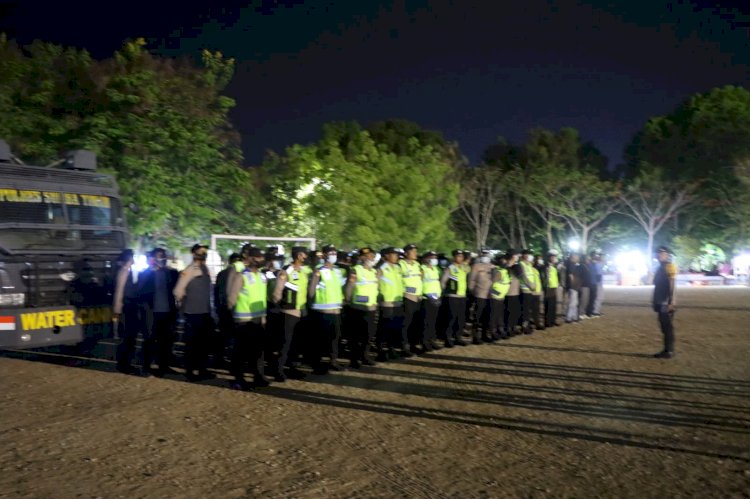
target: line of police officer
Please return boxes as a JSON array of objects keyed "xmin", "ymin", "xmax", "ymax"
[{"xmin": 113, "ymin": 242, "xmax": 585, "ymax": 388}]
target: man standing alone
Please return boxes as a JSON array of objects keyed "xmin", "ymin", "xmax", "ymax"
[{"xmin": 652, "ymin": 246, "xmax": 677, "ymax": 359}]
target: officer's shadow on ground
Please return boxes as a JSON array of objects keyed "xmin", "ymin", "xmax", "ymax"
[
  {"xmin": 298, "ymin": 368, "xmax": 750, "ymax": 434},
  {"xmin": 492, "ymin": 342, "xmax": 654, "ymax": 359},
  {"xmin": 262, "ymin": 383, "xmax": 750, "ymax": 464}
]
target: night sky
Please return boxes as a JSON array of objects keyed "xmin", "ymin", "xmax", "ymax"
[{"xmin": 2, "ymin": 0, "xmax": 749, "ymax": 167}]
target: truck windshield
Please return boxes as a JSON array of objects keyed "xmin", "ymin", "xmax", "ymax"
[{"xmin": 0, "ymin": 189, "xmax": 126, "ymax": 252}]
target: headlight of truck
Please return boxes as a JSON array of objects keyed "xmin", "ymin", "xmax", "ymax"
[{"xmin": 0, "ymin": 293, "xmax": 25, "ymax": 306}]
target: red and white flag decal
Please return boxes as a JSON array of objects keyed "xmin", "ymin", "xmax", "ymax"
[{"xmin": 0, "ymin": 316, "xmax": 16, "ymax": 331}]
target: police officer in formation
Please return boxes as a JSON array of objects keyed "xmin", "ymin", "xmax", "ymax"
[{"xmin": 113, "ymin": 241, "xmax": 611, "ymax": 389}]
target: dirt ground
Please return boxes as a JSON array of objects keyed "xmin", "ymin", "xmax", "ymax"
[{"xmin": 1, "ymin": 286, "xmax": 749, "ymax": 498}]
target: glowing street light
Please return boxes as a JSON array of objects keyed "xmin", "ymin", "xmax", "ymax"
[{"xmin": 568, "ymin": 238, "xmax": 581, "ymax": 251}]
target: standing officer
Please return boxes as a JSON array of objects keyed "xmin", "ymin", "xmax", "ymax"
[
  {"xmin": 226, "ymin": 245, "xmax": 270, "ymax": 389},
  {"xmin": 345, "ymin": 248, "xmax": 379, "ymax": 368},
  {"xmin": 506, "ymin": 249, "xmax": 524, "ymax": 335},
  {"xmin": 588, "ymin": 250, "xmax": 605, "ymax": 317},
  {"xmin": 468, "ymin": 249, "xmax": 494, "ymax": 343},
  {"xmin": 652, "ymin": 246, "xmax": 677, "ymax": 359},
  {"xmin": 137, "ymin": 248, "xmax": 180, "ymax": 376},
  {"xmin": 420, "ymin": 250, "xmax": 443, "ymax": 352},
  {"xmin": 565, "ymin": 253, "xmax": 583, "ymax": 323},
  {"xmin": 518, "ymin": 249, "xmax": 540, "ymax": 334},
  {"xmin": 270, "ymin": 247, "xmax": 309, "ymax": 382},
  {"xmin": 543, "ymin": 250, "xmax": 561, "ymax": 327},
  {"xmin": 377, "ymin": 247, "xmax": 408, "ymax": 360},
  {"xmin": 533, "ymin": 254, "xmax": 546, "ymax": 331},
  {"xmin": 440, "ymin": 249, "xmax": 469, "ymax": 347},
  {"xmin": 213, "ymin": 253, "xmax": 241, "ymax": 369},
  {"xmin": 489, "ymin": 253, "xmax": 511, "ymax": 340},
  {"xmin": 400, "ymin": 243, "xmax": 423, "ymax": 354},
  {"xmin": 113, "ymin": 249, "xmax": 140, "ymax": 375},
  {"xmin": 308, "ymin": 245, "xmax": 347, "ymax": 373},
  {"xmin": 174, "ymin": 244, "xmax": 215, "ymax": 382}
]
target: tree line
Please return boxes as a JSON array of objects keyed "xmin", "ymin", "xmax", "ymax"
[{"xmin": 1, "ymin": 37, "xmax": 748, "ymax": 266}]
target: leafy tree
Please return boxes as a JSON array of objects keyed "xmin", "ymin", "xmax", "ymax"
[
  {"xmin": 0, "ymin": 36, "xmax": 259, "ymax": 251},
  {"xmin": 617, "ymin": 164, "xmax": 696, "ymax": 261},
  {"xmin": 264, "ymin": 122, "xmax": 460, "ymax": 251},
  {"xmin": 625, "ymin": 85, "xmax": 750, "ymax": 252}
]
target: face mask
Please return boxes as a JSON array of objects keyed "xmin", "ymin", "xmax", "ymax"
[
  {"xmin": 272, "ymin": 260, "xmax": 282, "ymax": 270},
  {"xmin": 536, "ymin": 259, "xmax": 543, "ymax": 265},
  {"xmin": 428, "ymin": 258, "xmax": 438, "ymax": 266},
  {"xmin": 525, "ymin": 254, "xmax": 534, "ymax": 262},
  {"xmin": 479, "ymin": 256, "xmax": 490, "ymax": 264},
  {"xmin": 364, "ymin": 259, "xmax": 375, "ymax": 268},
  {"xmin": 157, "ymin": 258, "xmax": 167, "ymax": 267},
  {"xmin": 327, "ymin": 255, "xmax": 337, "ymax": 264}
]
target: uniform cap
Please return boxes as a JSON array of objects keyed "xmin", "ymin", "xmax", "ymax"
[
  {"xmin": 451, "ymin": 249, "xmax": 463, "ymax": 256},
  {"xmin": 191, "ymin": 243, "xmax": 208, "ymax": 253},
  {"xmin": 242, "ymin": 245, "xmax": 263, "ymax": 258},
  {"xmin": 381, "ymin": 246, "xmax": 398, "ymax": 255},
  {"xmin": 404, "ymin": 243, "xmax": 418, "ymax": 251},
  {"xmin": 291, "ymin": 246, "xmax": 308, "ymax": 258},
  {"xmin": 358, "ymin": 247, "xmax": 373, "ymax": 256},
  {"xmin": 547, "ymin": 249, "xmax": 559, "ymax": 256},
  {"xmin": 521, "ymin": 248, "xmax": 533, "ymax": 255},
  {"xmin": 321, "ymin": 244, "xmax": 337, "ymax": 254},
  {"xmin": 507, "ymin": 248, "xmax": 521, "ymax": 256},
  {"xmin": 421, "ymin": 250, "xmax": 437, "ymax": 259},
  {"xmin": 656, "ymin": 246, "xmax": 672, "ymax": 254}
]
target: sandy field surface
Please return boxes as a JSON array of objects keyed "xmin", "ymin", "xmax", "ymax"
[{"xmin": 1, "ymin": 286, "xmax": 749, "ymax": 498}]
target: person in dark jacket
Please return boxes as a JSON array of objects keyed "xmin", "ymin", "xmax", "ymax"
[
  {"xmin": 578, "ymin": 255, "xmax": 592, "ymax": 319},
  {"xmin": 174, "ymin": 244, "xmax": 215, "ymax": 381},
  {"xmin": 213, "ymin": 253, "xmax": 241, "ymax": 368},
  {"xmin": 137, "ymin": 248, "xmax": 180, "ymax": 376},
  {"xmin": 113, "ymin": 249, "xmax": 141, "ymax": 375}
]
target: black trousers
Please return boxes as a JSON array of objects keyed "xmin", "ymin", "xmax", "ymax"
[
  {"xmin": 213, "ymin": 310, "xmax": 234, "ymax": 368},
  {"xmin": 274, "ymin": 313, "xmax": 300, "ymax": 375},
  {"xmin": 445, "ymin": 296, "xmax": 466, "ymax": 343},
  {"xmin": 506, "ymin": 295, "xmax": 521, "ymax": 331},
  {"xmin": 654, "ymin": 305, "xmax": 675, "ymax": 352},
  {"xmin": 349, "ymin": 308, "xmax": 376, "ymax": 362},
  {"xmin": 489, "ymin": 298, "xmax": 505, "ymax": 335},
  {"xmin": 183, "ymin": 313, "xmax": 213, "ymax": 375},
  {"xmin": 403, "ymin": 299, "xmax": 422, "ymax": 347},
  {"xmin": 473, "ymin": 298, "xmax": 490, "ymax": 337},
  {"xmin": 142, "ymin": 308, "xmax": 175, "ymax": 371},
  {"xmin": 378, "ymin": 305, "xmax": 405, "ymax": 349},
  {"xmin": 115, "ymin": 303, "xmax": 141, "ymax": 369},
  {"xmin": 231, "ymin": 319, "xmax": 266, "ymax": 381},
  {"xmin": 313, "ymin": 311, "xmax": 342, "ymax": 366},
  {"xmin": 521, "ymin": 293, "xmax": 541, "ymax": 329},
  {"xmin": 422, "ymin": 299, "xmax": 440, "ymax": 346},
  {"xmin": 544, "ymin": 291, "xmax": 558, "ymax": 326},
  {"xmin": 586, "ymin": 284, "xmax": 598, "ymax": 316}
]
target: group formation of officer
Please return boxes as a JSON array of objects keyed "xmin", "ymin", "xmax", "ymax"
[{"xmin": 112, "ymin": 243, "xmax": 604, "ymax": 390}]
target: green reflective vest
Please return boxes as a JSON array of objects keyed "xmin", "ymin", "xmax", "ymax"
[
  {"xmin": 547, "ymin": 264, "xmax": 559, "ymax": 289},
  {"xmin": 399, "ymin": 260, "xmax": 422, "ymax": 296},
  {"xmin": 519, "ymin": 261, "xmax": 538, "ymax": 293},
  {"xmin": 312, "ymin": 266, "xmax": 345, "ymax": 310},
  {"xmin": 446, "ymin": 263, "xmax": 467, "ymax": 297},
  {"xmin": 281, "ymin": 265, "xmax": 309, "ymax": 311},
  {"xmin": 233, "ymin": 265, "xmax": 268, "ymax": 321},
  {"xmin": 532, "ymin": 267, "xmax": 543, "ymax": 295},
  {"xmin": 379, "ymin": 262, "xmax": 404, "ymax": 303},
  {"xmin": 352, "ymin": 265, "xmax": 378, "ymax": 307},
  {"xmin": 490, "ymin": 267, "xmax": 511, "ymax": 300},
  {"xmin": 422, "ymin": 265, "xmax": 442, "ymax": 299}
]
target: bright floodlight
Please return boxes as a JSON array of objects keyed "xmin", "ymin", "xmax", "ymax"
[
  {"xmin": 733, "ymin": 252, "xmax": 750, "ymax": 273},
  {"xmin": 132, "ymin": 254, "xmax": 149, "ymax": 273},
  {"xmin": 568, "ymin": 239, "xmax": 581, "ymax": 251},
  {"xmin": 614, "ymin": 249, "xmax": 649, "ymax": 285}
]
